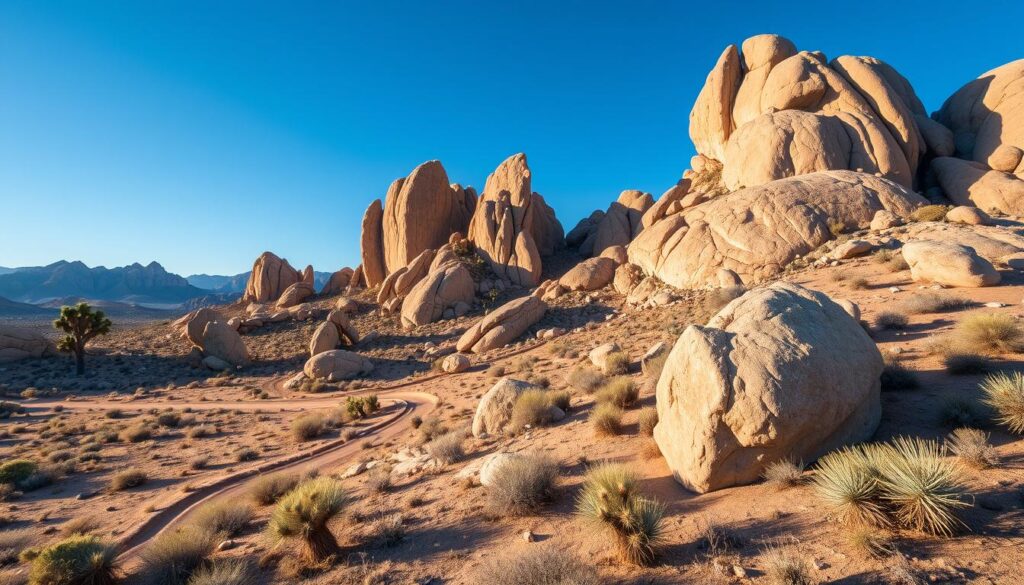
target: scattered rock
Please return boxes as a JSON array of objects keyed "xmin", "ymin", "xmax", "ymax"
[
  {"xmin": 472, "ymin": 378, "xmax": 534, "ymax": 438},
  {"xmin": 304, "ymin": 350, "xmax": 373, "ymax": 382},
  {"xmin": 902, "ymin": 240, "xmax": 1001, "ymax": 287},
  {"xmin": 0, "ymin": 325, "xmax": 56, "ymax": 363},
  {"xmin": 457, "ymin": 295, "xmax": 547, "ymax": 354},
  {"xmin": 440, "ymin": 353, "xmax": 470, "ymax": 374},
  {"xmin": 589, "ymin": 342, "xmax": 622, "ymax": 374},
  {"xmin": 559, "ymin": 257, "xmax": 617, "ymax": 291}
]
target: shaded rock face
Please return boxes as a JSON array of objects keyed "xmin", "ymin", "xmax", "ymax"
[
  {"xmin": 184, "ymin": 307, "xmax": 221, "ymax": 347},
  {"xmin": 243, "ymin": 252, "xmax": 302, "ymax": 303},
  {"xmin": 276, "ymin": 281, "xmax": 314, "ymax": 308},
  {"xmin": 576, "ymin": 190, "xmax": 654, "ymax": 257},
  {"xmin": 457, "ymin": 295, "xmax": 547, "ymax": 353},
  {"xmin": 901, "ymin": 240, "xmax": 1000, "ymax": 287},
  {"xmin": 931, "ymin": 60, "xmax": 1024, "ymax": 214},
  {"xmin": 628, "ymin": 171, "xmax": 926, "ymax": 288},
  {"xmin": 201, "ymin": 320, "xmax": 250, "ymax": 366},
  {"xmin": 360, "ymin": 199, "xmax": 386, "ymax": 288},
  {"xmin": 472, "ymin": 377, "xmax": 534, "ymax": 438},
  {"xmin": 654, "ymin": 282, "xmax": 882, "ymax": 493},
  {"xmin": 400, "ymin": 262, "xmax": 475, "ymax": 328},
  {"xmin": 0, "ymin": 326, "xmax": 54, "ymax": 362},
  {"xmin": 319, "ymin": 268, "xmax": 354, "ymax": 296},
  {"xmin": 304, "ymin": 349, "xmax": 373, "ymax": 381},
  {"xmin": 559, "ymin": 257, "xmax": 617, "ymax": 291},
  {"xmin": 467, "ymin": 153, "xmax": 564, "ymax": 287}
]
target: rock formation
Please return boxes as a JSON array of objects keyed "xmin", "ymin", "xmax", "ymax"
[
  {"xmin": 242, "ymin": 252, "xmax": 302, "ymax": 303},
  {"xmin": 901, "ymin": 240, "xmax": 1001, "ymax": 287},
  {"xmin": 472, "ymin": 377, "xmax": 535, "ymax": 437},
  {"xmin": 574, "ymin": 190, "xmax": 653, "ymax": 257},
  {"xmin": 304, "ymin": 349, "xmax": 373, "ymax": 381},
  {"xmin": 654, "ymin": 282, "xmax": 882, "ymax": 492},
  {"xmin": 319, "ymin": 267, "xmax": 354, "ymax": 296},
  {"xmin": 0, "ymin": 326, "xmax": 55, "ymax": 362},
  {"xmin": 400, "ymin": 262, "xmax": 475, "ymax": 328},
  {"xmin": 200, "ymin": 320, "xmax": 250, "ymax": 367},
  {"xmin": 558, "ymin": 257, "xmax": 617, "ymax": 291},
  {"xmin": 456, "ymin": 295, "xmax": 547, "ymax": 353}
]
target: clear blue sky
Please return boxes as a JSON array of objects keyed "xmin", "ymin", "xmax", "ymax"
[{"xmin": 2, "ymin": 1, "xmax": 1021, "ymax": 276}]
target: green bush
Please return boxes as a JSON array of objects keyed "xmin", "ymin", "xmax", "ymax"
[
  {"xmin": 575, "ymin": 463, "xmax": 664, "ymax": 565},
  {"xmin": 28, "ymin": 535, "xmax": 118, "ymax": 585},
  {"xmin": 0, "ymin": 460, "xmax": 37, "ymax": 486}
]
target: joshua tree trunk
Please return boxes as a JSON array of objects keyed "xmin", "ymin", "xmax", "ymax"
[{"xmin": 75, "ymin": 347, "xmax": 85, "ymax": 376}]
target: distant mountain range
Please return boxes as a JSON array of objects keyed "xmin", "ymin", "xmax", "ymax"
[{"xmin": 186, "ymin": 271, "xmax": 333, "ymax": 293}]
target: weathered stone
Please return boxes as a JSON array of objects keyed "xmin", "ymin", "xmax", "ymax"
[
  {"xmin": 201, "ymin": 321, "xmax": 250, "ymax": 366},
  {"xmin": 457, "ymin": 295, "xmax": 547, "ymax": 354},
  {"xmin": 472, "ymin": 378, "xmax": 534, "ymax": 437},
  {"xmin": 243, "ymin": 251, "xmax": 302, "ymax": 303},
  {"xmin": 902, "ymin": 240, "xmax": 1001, "ymax": 287},
  {"xmin": 303, "ymin": 349, "xmax": 373, "ymax": 381},
  {"xmin": 559, "ymin": 257, "xmax": 616, "ymax": 291},
  {"xmin": 0, "ymin": 326, "xmax": 54, "ymax": 363}
]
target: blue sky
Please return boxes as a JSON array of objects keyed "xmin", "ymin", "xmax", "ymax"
[{"xmin": 2, "ymin": 1, "xmax": 1021, "ymax": 276}]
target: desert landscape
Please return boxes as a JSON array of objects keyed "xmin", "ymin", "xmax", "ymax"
[{"xmin": 3, "ymin": 25, "xmax": 1024, "ymax": 585}]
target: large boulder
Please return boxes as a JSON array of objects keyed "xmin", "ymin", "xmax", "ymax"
[
  {"xmin": 276, "ymin": 281, "xmax": 315, "ymax": 308},
  {"xmin": 654, "ymin": 282, "xmax": 882, "ymax": 493},
  {"xmin": 304, "ymin": 349, "xmax": 373, "ymax": 381},
  {"xmin": 327, "ymin": 309, "xmax": 360, "ymax": 345},
  {"xmin": 360, "ymin": 199, "xmax": 387, "ymax": 288},
  {"xmin": 201, "ymin": 321, "xmax": 250, "ymax": 366},
  {"xmin": 456, "ymin": 295, "xmax": 547, "ymax": 354},
  {"xmin": 319, "ymin": 268, "xmax": 354, "ymax": 296},
  {"xmin": 628, "ymin": 171, "xmax": 926, "ymax": 288},
  {"xmin": 243, "ymin": 252, "xmax": 302, "ymax": 303},
  {"xmin": 400, "ymin": 262, "xmax": 475, "ymax": 328},
  {"xmin": 558, "ymin": 257, "xmax": 617, "ymax": 291},
  {"xmin": 581, "ymin": 190, "xmax": 653, "ymax": 257},
  {"xmin": 466, "ymin": 154, "xmax": 563, "ymax": 287},
  {"xmin": 901, "ymin": 240, "xmax": 1001, "ymax": 287},
  {"xmin": 183, "ymin": 307, "xmax": 220, "ymax": 347},
  {"xmin": 0, "ymin": 326, "xmax": 54, "ymax": 363},
  {"xmin": 309, "ymin": 321, "xmax": 340, "ymax": 357},
  {"xmin": 472, "ymin": 378, "xmax": 534, "ymax": 438}
]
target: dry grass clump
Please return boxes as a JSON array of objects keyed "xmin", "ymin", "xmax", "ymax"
[
  {"xmin": 910, "ymin": 204, "xmax": 949, "ymax": 222},
  {"xmin": 473, "ymin": 545, "xmax": 598, "ymax": 585},
  {"xmin": 638, "ymin": 407, "xmax": 658, "ymax": 436},
  {"xmin": 980, "ymin": 371, "xmax": 1024, "ymax": 433},
  {"xmin": 60, "ymin": 515, "xmax": 99, "ymax": 538},
  {"xmin": 875, "ymin": 311, "xmax": 908, "ymax": 331},
  {"xmin": 761, "ymin": 542, "xmax": 815, "ymax": 585},
  {"xmin": 594, "ymin": 377, "xmax": 638, "ymax": 408},
  {"xmin": 371, "ymin": 513, "xmax": 405, "ymax": 547},
  {"xmin": 486, "ymin": 453, "xmax": 559, "ymax": 517},
  {"xmin": 508, "ymin": 389, "xmax": 563, "ymax": 432},
  {"xmin": 576, "ymin": 463, "xmax": 664, "ymax": 565},
  {"xmin": 845, "ymin": 526, "xmax": 894, "ymax": 559},
  {"xmin": 190, "ymin": 500, "xmax": 253, "ymax": 537},
  {"xmin": 290, "ymin": 413, "xmax": 326, "ymax": 442},
  {"xmin": 187, "ymin": 424, "xmax": 217, "ymax": 439},
  {"xmin": 946, "ymin": 427, "xmax": 998, "ymax": 469},
  {"xmin": 812, "ymin": 437, "xmax": 969, "ymax": 536},
  {"xmin": 138, "ymin": 526, "xmax": 214, "ymax": 585},
  {"xmin": 873, "ymin": 248, "xmax": 909, "ymax": 272},
  {"xmin": 267, "ymin": 476, "xmax": 348, "ymax": 562},
  {"xmin": 942, "ymin": 352, "xmax": 987, "ymax": 376},
  {"xmin": 762, "ymin": 459, "xmax": 805, "ymax": 490},
  {"xmin": 602, "ymin": 351, "xmax": 631, "ymax": 376},
  {"xmin": 365, "ymin": 466, "xmax": 392, "ymax": 493},
  {"xmin": 898, "ymin": 293, "xmax": 971, "ymax": 314},
  {"xmin": 953, "ymin": 313, "xmax": 1024, "ymax": 355},
  {"xmin": 939, "ymin": 398, "xmax": 983, "ymax": 428},
  {"xmin": 567, "ymin": 367, "xmax": 606, "ymax": 393},
  {"xmin": 426, "ymin": 430, "xmax": 466, "ymax": 465},
  {"xmin": 590, "ymin": 403, "xmax": 623, "ymax": 437},
  {"xmin": 0, "ymin": 528, "xmax": 35, "ymax": 566},
  {"xmin": 849, "ymin": 277, "xmax": 870, "ymax": 290},
  {"xmin": 28, "ymin": 535, "xmax": 118, "ymax": 585},
  {"xmin": 249, "ymin": 472, "xmax": 300, "ymax": 506},
  {"xmin": 186, "ymin": 558, "xmax": 256, "ymax": 585},
  {"xmin": 120, "ymin": 423, "xmax": 153, "ymax": 443},
  {"xmin": 880, "ymin": 353, "xmax": 919, "ymax": 391},
  {"xmin": 110, "ymin": 470, "xmax": 147, "ymax": 491}
]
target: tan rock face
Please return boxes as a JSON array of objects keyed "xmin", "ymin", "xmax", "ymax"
[
  {"xmin": 183, "ymin": 307, "xmax": 220, "ymax": 347},
  {"xmin": 327, "ymin": 310, "xmax": 360, "ymax": 345},
  {"xmin": 457, "ymin": 295, "xmax": 547, "ymax": 353},
  {"xmin": 441, "ymin": 353, "xmax": 470, "ymax": 374},
  {"xmin": 0, "ymin": 326, "xmax": 54, "ymax": 363},
  {"xmin": 276, "ymin": 281, "xmax": 315, "ymax": 309},
  {"xmin": 201, "ymin": 321, "xmax": 250, "ymax": 366},
  {"xmin": 319, "ymin": 268, "xmax": 353, "ymax": 296},
  {"xmin": 400, "ymin": 262, "xmax": 475, "ymax": 328},
  {"xmin": 304, "ymin": 349, "xmax": 373, "ymax": 381},
  {"xmin": 901, "ymin": 240, "xmax": 1001, "ymax": 287},
  {"xmin": 360, "ymin": 199, "xmax": 386, "ymax": 288},
  {"xmin": 654, "ymin": 282, "xmax": 882, "ymax": 492},
  {"xmin": 932, "ymin": 60, "xmax": 1024, "ymax": 214},
  {"xmin": 613, "ymin": 263, "xmax": 644, "ymax": 295},
  {"xmin": 467, "ymin": 154, "xmax": 563, "ymax": 287},
  {"xmin": 472, "ymin": 378, "xmax": 534, "ymax": 437},
  {"xmin": 309, "ymin": 321, "xmax": 340, "ymax": 357},
  {"xmin": 628, "ymin": 171, "xmax": 926, "ymax": 288},
  {"xmin": 582, "ymin": 190, "xmax": 654, "ymax": 256},
  {"xmin": 242, "ymin": 252, "xmax": 302, "ymax": 303},
  {"xmin": 380, "ymin": 161, "xmax": 476, "ymax": 274},
  {"xmin": 690, "ymin": 35, "xmax": 932, "ymax": 192},
  {"xmin": 559, "ymin": 257, "xmax": 617, "ymax": 291},
  {"xmin": 946, "ymin": 206, "xmax": 991, "ymax": 226}
]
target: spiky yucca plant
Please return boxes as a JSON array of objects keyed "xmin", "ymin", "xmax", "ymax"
[
  {"xmin": 980, "ymin": 371, "xmax": 1024, "ymax": 433},
  {"xmin": 29, "ymin": 535, "xmax": 119, "ymax": 585},
  {"xmin": 873, "ymin": 437, "xmax": 969, "ymax": 537},
  {"xmin": 575, "ymin": 463, "xmax": 665, "ymax": 565},
  {"xmin": 267, "ymin": 476, "xmax": 348, "ymax": 563},
  {"xmin": 811, "ymin": 445, "xmax": 889, "ymax": 528}
]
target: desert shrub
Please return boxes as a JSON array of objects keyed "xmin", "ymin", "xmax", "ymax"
[
  {"xmin": 979, "ymin": 371, "xmax": 1024, "ymax": 433},
  {"xmin": 590, "ymin": 404, "xmax": 622, "ymax": 437},
  {"xmin": 416, "ymin": 416, "xmax": 447, "ymax": 443},
  {"xmin": 899, "ymin": 293, "xmax": 971, "ymax": 314},
  {"xmin": 638, "ymin": 407, "xmax": 658, "ymax": 436},
  {"xmin": 954, "ymin": 313, "xmax": 1024, "ymax": 355},
  {"xmin": 594, "ymin": 377, "xmax": 638, "ymax": 408},
  {"xmin": 946, "ymin": 427, "xmax": 998, "ymax": 469},
  {"xmin": 249, "ymin": 472, "xmax": 300, "ymax": 506},
  {"xmin": 185, "ymin": 558, "xmax": 255, "ymax": 585},
  {"xmin": 365, "ymin": 465, "xmax": 392, "ymax": 493},
  {"xmin": 60, "ymin": 516, "xmax": 99, "ymax": 537},
  {"xmin": 602, "ymin": 352, "xmax": 630, "ymax": 375},
  {"xmin": 943, "ymin": 352, "xmax": 988, "ymax": 375},
  {"xmin": 371, "ymin": 513, "xmax": 404, "ymax": 547},
  {"xmin": 0, "ymin": 528, "xmax": 35, "ymax": 566},
  {"xmin": 576, "ymin": 463, "xmax": 664, "ymax": 565},
  {"xmin": 762, "ymin": 459, "xmax": 805, "ymax": 490},
  {"xmin": 138, "ymin": 526, "xmax": 214, "ymax": 585},
  {"xmin": 875, "ymin": 311, "xmax": 908, "ymax": 331},
  {"xmin": 812, "ymin": 437, "xmax": 969, "ymax": 536},
  {"xmin": 28, "ymin": 535, "xmax": 118, "ymax": 585},
  {"xmin": 547, "ymin": 390, "xmax": 571, "ymax": 412},
  {"xmin": 426, "ymin": 430, "xmax": 465, "ymax": 465},
  {"xmin": 910, "ymin": 204, "xmax": 949, "ymax": 222},
  {"xmin": 0, "ymin": 460, "xmax": 37, "ymax": 486},
  {"xmin": 235, "ymin": 448, "xmax": 258, "ymax": 463},
  {"xmin": 187, "ymin": 425, "xmax": 217, "ymax": 439},
  {"xmin": 190, "ymin": 501, "xmax": 253, "ymax": 537},
  {"xmin": 939, "ymin": 398, "xmax": 982, "ymax": 428},
  {"xmin": 345, "ymin": 396, "xmax": 375, "ymax": 419},
  {"xmin": 486, "ymin": 453, "xmax": 559, "ymax": 517},
  {"xmin": 849, "ymin": 277, "xmax": 869, "ymax": 290},
  {"xmin": 473, "ymin": 545, "xmax": 599, "ymax": 585},
  {"xmin": 567, "ymin": 367, "xmax": 605, "ymax": 393},
  {"xmin": 156, "ymin": 412, "xmax": 181, "ymax": 428},
  {"xmin": 290, "ymin": 413, "xmax": 326, "ymax": 442},
  {"xmin": 845, "ymin": 526, "xmax": 894, "ymax": 559},
  {"xmin": 880, "ymin": 353, "xmax": 919, "ymax": 391},
  {"xmin": 0, "ymin": 402, "xmax": 24, "ymax": 419},
  {"xmin": 110, "ymin": 470, "xmax": 147, "ymax": 491},
  {"xmin": 761, "ymin": 542, "xmax": 814, "ymax": 585},
  {"xmin": 267, "ymin": 477, "xmax": 348, "ymax": 562},
  {"xmin": 120, "ymin": 423, "xmax": 152, "ymax": 443},
  {"xmin": 508, "ymin": 389, "xmax": 558, "ymax": 432}
]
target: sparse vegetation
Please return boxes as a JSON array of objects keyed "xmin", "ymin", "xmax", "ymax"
[
  {"xmin": 761, "ymin": 542, "xmax": 815, "ymax": 585},
  {"xmin": 590, "ymin": 403, "xmax": 623, "ymax": 436},
  {"xmin": 28, "ymin": 535, "xmax": 118, "ymax": 585},
  {"xmin": 185, "ymin": 558, "xmax": 256, "ymax": 585},
  {"xmin": 602, "ymin": 351, "xmax": 630, "ymax": 375},
  {"xmin": 946, "ymin": 427, "xmax": 998, "ymax": 469},
  {"xmin": 371, "ymin": 513, "xmax": 404, "ymax": 547},
  {"xmin": 910, "ymin": 204, "xmax": 949, "ymax": 222},
  {"xmin": 365, "ymin": 466, "xmax": 392, "ymax": 493},
  {"xmin": 267, "ymin": 476, "xmax": 349, "ymax": 562},
  {"xmin": 110, "ymin": 470, "xmax": 147, "ymax": 491},
  {"xmin": 249, "ymin": 472, "xmax": 300, "ymax": 505},
  {"xmin": 880, "ymin": 353, "xmax": 919, "ymax": 391},
  {"xmin": 139, "ymin": 526, "xmax": 214, "ymax": 585},
  {"xmin": 638, "ymin": 407, "xmax": 658, "ymax": 436},
  {"xmin": 953, "ymin": 313, "xmax": 1024, "ymax": 355},
  {"xmin": 473, "ymin": 546, "xmax": 598, "ymax": 585},
  {"xmin": 980, "ymin": 371, "xmax": 1024, "ymax": 433},
  {"xmin": 426, "ymin": 430, "xmax": 466, "ymax": 465},
  {"xmin": 849, "ymin": 276, "xmax": 870, "ymax": 290},
  {"xmin": 486, "ymin": 453, "xmax": 559, "ymax": 517},
  {"xmin": 762, "ymin": 459, "xmax": 805, "ymax": 490},
  {"xmin": 567, "ymin": 367, "xmax": 605, "ymax": 393},
  {"xmin": 291, "ymin": 413, "xmax": 326, "ymax": 442},
  {"xmin": 508, "ymin": 389, "xmax": 561, "ymax": 432},
  {"xmin": 576, "ymin": 463, "xmax": 664, "ymax": 565},
  {"xmin": 898, "ymin": 293, "xmax": 971, "ymax": 314},
  {"xmin": 845, "ymin": 526, "xmax": 894, "ymax": 559},
  {"xmin": 875, "ymin": 311, "xmax": 908, "ymax": 331},
  {"xmin": 120, "ymin": 423, "xmax": 153, "ymax": 443},
  {"xmin": 190, "ymin": 500, "xmax": 253, "ymax": 537},
  {"xmin": 594, "ymin": 377, "xmax": 638, "ymax": 408},
  {"xmin": 944, "ymin": 352, "xmax": 989, "ymax": 375},
  {"xmin": 0, "ymin": 460, "xmax": 37, "ymax": 487}
]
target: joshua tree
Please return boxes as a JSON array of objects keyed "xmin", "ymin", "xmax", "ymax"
[{"xmin": 53, "ymin": 302, "xmax": 112, "ymax": 375}]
